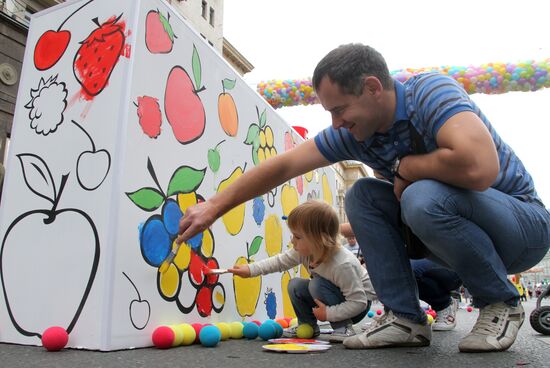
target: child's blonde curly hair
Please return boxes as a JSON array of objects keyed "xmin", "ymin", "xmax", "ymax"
[{"xmin": 287, "ymin": 200, "xmax": 340, "ymax": 264}]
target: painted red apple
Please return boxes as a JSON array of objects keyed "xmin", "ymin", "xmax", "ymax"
[
  {"xmin": 135, "ymin": 96, "xmax": 162, "ymax": 138},
  {"xmin": 145, "ymin": 9, "xmax": 176, "ymax": 54},
  {"xmin": 0, "ymin": 155, "xmax": 100, "ymax": 338},
  {"xmin": 164, "ymin": 45, "xmax": 205, "ymax": 144},
  {"xmin": 34, "ymin": 30, "xmax": 71, "ymax": 71}
]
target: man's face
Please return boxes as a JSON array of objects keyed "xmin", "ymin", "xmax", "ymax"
[{"xmin": 317, "ymin": 76, "xmax": 384, "ymax": 142}]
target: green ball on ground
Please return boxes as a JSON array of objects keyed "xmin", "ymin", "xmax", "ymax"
[{"xmin": 296, "ymin": 324, "xmax": 314, "ymax": 339}]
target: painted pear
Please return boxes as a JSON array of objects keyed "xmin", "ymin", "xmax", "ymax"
[
  {"xmin": 233, "ymin": 256, "xmax": 261, "ymax": 317},
  {"xmin": 218, "ymin": 165, "xmax": 246, "ymax": 235}
]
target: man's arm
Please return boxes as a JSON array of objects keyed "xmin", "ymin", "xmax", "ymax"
[
  {"xmin": 398, "ymin": 111, "xmax": 499, "ymax": 191},
  {"xmin": 178, "ymin": 138, "xmax": 331, "ymax": 242}
]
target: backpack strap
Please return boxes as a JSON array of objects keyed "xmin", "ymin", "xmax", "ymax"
[{"xmin": 408, "ymin": 122, "xmax": 427, "ymax": 155}]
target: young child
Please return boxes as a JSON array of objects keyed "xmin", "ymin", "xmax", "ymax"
[{"xmin": 229, "ymin": 200, "xmax": 375, "ymax": 342}]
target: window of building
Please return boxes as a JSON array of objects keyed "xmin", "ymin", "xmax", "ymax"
[
  {"xmin": 209, "ymin": 7, "xmax": 214, "ymax": 27},
  {"xmin": 201, "ymin": 1, "xmax": 207, "ymax": 19}
]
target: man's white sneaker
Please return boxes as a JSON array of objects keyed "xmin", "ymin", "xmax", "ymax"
[
  {"xmin": 343, "ymin": 310, "xmax": 431, "ymax": 349},
  {"xmin": 433, "ymin": 299, "xmax": 458, "ymax": 331},
  {"xmin": 458, "ymin": 302, "xmax": 524, "ymax": 353}
]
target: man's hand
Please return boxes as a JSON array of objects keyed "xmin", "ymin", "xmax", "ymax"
[
  {"xmin": 393, "ymin": 175, "xmax": 412, "ymax": 201},
  {"xmin": 313, "ymin": 299, "xmax": 328, "ymax": 321},
  {"xmin": 177, "ymin": 201, "xmax": 218, "ymax": 244},
  {"xmin": 228, "ymin": 264, "xmax": 251, "ymax": 278}
]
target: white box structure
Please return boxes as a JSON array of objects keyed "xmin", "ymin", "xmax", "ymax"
[{"xmin": 0, "ymin": 0, "xmax": 337, "ymax": 350}]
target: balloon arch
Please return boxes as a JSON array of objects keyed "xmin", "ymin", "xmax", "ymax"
[{"xmin": 257, "ymin": 58, "xmax": 550, "ymax": 109}]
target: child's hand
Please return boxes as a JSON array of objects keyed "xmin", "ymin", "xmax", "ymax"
[
  {"xmin": 228, "ymin": 264, "xmax": 251, "ymax": 278},
  {"xmin": 313, "ymin": 299, "xmax": 328, "ymax": 321}
]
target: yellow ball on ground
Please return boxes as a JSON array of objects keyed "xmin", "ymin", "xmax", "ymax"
[
  {"xmin": 427, "ymin": 314, "xmax": 434, "ymax": 325},
  {"xmin": 229, "ymin": 322, "xmax": 244, "ymax": 339},
  {"xmin": 170, "ymin": 325, "xmax": 185, "ymax": 346},
  {"xmin": 216, "ymin": 322, "xmax": 231, "ymax": 341},
  {"xmin": 290, "ymin": 318, "xmax": 298, "ymax": 327},
  {"xmin": 180, "ymin": 323, "xmax": 196, "ymax": 345},
  {"xmin": 296, "ymin": 324, "xmax": 314, "ymax": 339}
]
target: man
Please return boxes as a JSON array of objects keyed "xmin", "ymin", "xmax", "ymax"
[{"xmin": 178, "ymin": 44, "xmax": 550, "ymax": 352}]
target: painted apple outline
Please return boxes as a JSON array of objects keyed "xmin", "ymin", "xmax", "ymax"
[
  {"xmin": 73, "ymin": 120, "xmax": 111, "ymax": 191},
  {"xmin": 164, "ymin": 45, "xmax": 206, "ymax": 145},
  {"xmin": 122, "ymin": 272, "xmax": 150, "ymax": 330},
  {"xmin": 0, "ymin": 154, "xmax": 100, "ymax": 338},
  {"xmin": 33, "ymin": 0, "xmax": 95, "ymax": 71}
]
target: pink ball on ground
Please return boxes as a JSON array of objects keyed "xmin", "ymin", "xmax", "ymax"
[
  {"xmin": 467, "ymin": 306, "xmax": 473, "ymax": 312},
  {"xmin": 152, "ymin": 326, "xmax": 175, "ymax": 349},
  {"xmin": 41, "ymin": 326, "xmax": 69, "ymax": 351},
  {"xmin": 191, "ymin": 323, "xmax": 203, "ymax": 343},
  {"xmin": 376, "ymin": 310, "xmax": 382, "ymax": 315}
]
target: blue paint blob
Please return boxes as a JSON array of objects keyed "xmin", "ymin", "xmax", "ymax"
[
  {"xmin": 243, "ymin": 323, "xmax": 259, "ymax": 339},
  {"xmin": 252, "ymin": 197, "xmax": 265, "ymax": 226},
  {"xmin": 258, "ymin": 322, "xmax": 276, "ymax": 341},
  {"xmin": 367, "ymin": 311, "xmax": 375, "ymax": 318},
  {"xmin": 162, "ymin": 199, "xmax": 183, "ymax": 236},
  {"xmin": 199, "ymin": 325, "xmax": 221, "ymax": 347},
  {"xmin": 140, "ymin": 217, "xmax": 171, "ymax": 267},
  {"xmin": 265, "ymin": 290, "xmax": 277, "ymax": 319},
  {"xmin": 187, "ymin": 231, "xmax": 203, "ymax": 249}
]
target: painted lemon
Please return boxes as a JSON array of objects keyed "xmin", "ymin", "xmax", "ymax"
[
  {"xmin": 281, "ymin": 184, "xmax": 299, "ymax": 217},
  {"xmin": 281, "ymin": 271, "xmax": 296, "ymax": 318},
  {"xmin": 265, "ymin": 214, "xmax": 282, "ymax": 256},
  {"xmin": 233, "ymin": 256, "xmax": 262, "ymax": 317},
  {"xmin": 218, "ymin": 166, "xmax": 246, "ymax": 235},
  {"xmin": 322, "ymin": 173, "xmax": 333, "ymax": 206}
]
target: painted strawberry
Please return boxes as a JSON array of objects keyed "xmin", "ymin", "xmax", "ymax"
[{"xmin": 73, "ymin": 15, "xmax": 126, "ymax": 99}]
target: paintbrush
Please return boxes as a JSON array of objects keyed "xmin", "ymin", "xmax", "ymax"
[{"xmin": 158, "ymin": 235, "xmax": 184, "ymax": 274}]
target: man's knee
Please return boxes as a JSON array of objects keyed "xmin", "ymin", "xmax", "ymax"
[
  {"xmin": 345, "ymin": 178, "xmax": 389, "ymax": 216},
  {"xmin": 401, "ymin": 180, "xmax": 447, "ymax": 228}
]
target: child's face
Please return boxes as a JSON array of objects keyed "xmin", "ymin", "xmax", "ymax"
[{"xmin": 290, "ymin": 229, "xmax": 314, "ymax": 257}]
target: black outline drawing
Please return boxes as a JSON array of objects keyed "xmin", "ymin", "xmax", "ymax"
[
  {"xmin": 33, "ymin": 0, "xmax": 96, "ymax": 71},
  {"xmin": 73, "ymin": 14, "xmax": 126, "ymax": 98},
  {"xmin": 122, "ymin": 272, "xmax": 150, "ymax": 330},
  {"xmin": 25, "ymin": 75, "xmax": 68, "ymax": 136},
  {"xmin": 145, "ymin": 9, "xmax": 177, "ymax": 54},
  {"xmin": 73, "ymin": 120, "xmax": 111, "ymax": 191},
  {"xmin": 0, "ymin": 154, "xmax": 100, "ymax": 338}
]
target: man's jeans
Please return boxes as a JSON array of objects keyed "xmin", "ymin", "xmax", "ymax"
[
  {"xmin": 345, "ymin": 178, "xmax": 550, "ymax": 323},
  {"xmin": 412, "ymin": 258, "xmax": 462, "ymax": 311},
  {"xmin": 288, "ymin": 276, "xmax": 369, "ymax": 329}
]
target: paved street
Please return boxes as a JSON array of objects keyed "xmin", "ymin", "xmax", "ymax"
[{"xmin": 1, "ymin": 298, "xmax": 549, "ymax": 368}]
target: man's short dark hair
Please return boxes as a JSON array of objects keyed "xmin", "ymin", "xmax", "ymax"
[{"xmin": 312, "ymin": 44, "xmax": 393, "ymax": 95}]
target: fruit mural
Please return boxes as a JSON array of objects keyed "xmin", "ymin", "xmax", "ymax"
[
  {"xmin": 126, "ymin": 158, "xmax": 225, "ymax": 317},
  {"xmin": 0, "ymin": 0, "xmax": 337, "ymax": 350}
]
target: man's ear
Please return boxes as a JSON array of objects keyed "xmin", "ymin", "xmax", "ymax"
[{"xmin": 363, "ymin": 76, "xmax": 383, "ymax": 96}]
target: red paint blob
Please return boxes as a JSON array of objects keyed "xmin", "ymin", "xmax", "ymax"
[{"xmin": 136, "ymin": 96, "xmax": 162, "ymax": 138}]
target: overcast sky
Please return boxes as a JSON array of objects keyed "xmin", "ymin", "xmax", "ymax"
[{"xmin": 224, "ymin": 0, "xmax": 550, "ymax": 205}]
